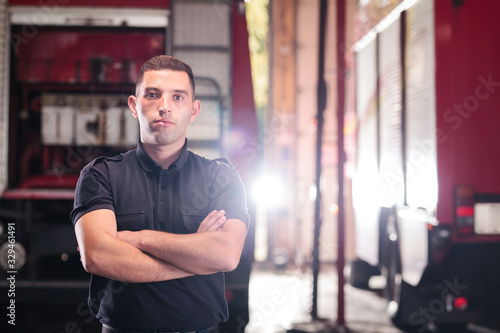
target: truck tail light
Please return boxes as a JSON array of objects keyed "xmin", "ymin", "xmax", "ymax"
[
  {"xmin": 454, "ymin": 296, "xmax": 468, "ymax": 311},
  {"xmin": 455, "ymin": 185, "xmax": 475, "ymax": 236},
  {"xmin": 456, "ymin": 206, "xmax": 474, "ymax": 235}
]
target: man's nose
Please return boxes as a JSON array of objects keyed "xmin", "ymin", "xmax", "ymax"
[{"xmin": 159, "ymin": 96, "xmax": 171, "ymax": 114}]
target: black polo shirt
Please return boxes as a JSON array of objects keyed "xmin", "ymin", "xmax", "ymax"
[{"xmin": 70, "ymin": 139, "xmax": 250, "ymax": 331}]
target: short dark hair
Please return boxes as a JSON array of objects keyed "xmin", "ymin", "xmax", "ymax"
[{"xmin": 136, "ymin": 55, "xmax": 195, "ymax": 97}]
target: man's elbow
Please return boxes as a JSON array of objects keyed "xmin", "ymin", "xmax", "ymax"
[
  {"xmin": 80, "ymin": 248, "xmax": 105, "ymax": 275},
  {"xmin": 220, "ymin": 252, "xmax": 242, "ymax": 272},
  {"xmin": 223, "ymin": 261, "xmax": 239, "ymax": 272}
]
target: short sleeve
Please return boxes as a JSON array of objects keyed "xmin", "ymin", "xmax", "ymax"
[
  {"xmin": 209, "ymin": 159, "xmax": 250, "ymax": 228},
  {"xmin": 70, "ymin": 160, "xmax": 114, "ymax": 225}
]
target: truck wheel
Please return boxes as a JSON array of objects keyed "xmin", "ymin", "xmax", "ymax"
[
  {"xmin": 384, "ymin": 212, "xmax": 422, "ymax": 332},
  {"xmin": 383, "ymin": 213, "xmax": 401, "ymax": 302},
  {"xmin": 390, "ymin": 281, "xmax": 423, "ymax": 332},
  {"xmin": 387, "ymin": 254, "xmax": 422, "ymax": 331}
]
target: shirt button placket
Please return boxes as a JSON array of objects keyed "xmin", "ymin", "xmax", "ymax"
[{"xmin": 159, "ymin": 171, "xmax": 167, "ymax": 207}]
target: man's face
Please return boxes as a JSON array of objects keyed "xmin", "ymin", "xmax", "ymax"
[{"xmin": 128, "ymin": 70, "xmax": 200, "ymax": 147}]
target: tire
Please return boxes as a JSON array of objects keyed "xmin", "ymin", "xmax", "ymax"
[
  {"xmin": 383, "ymin": 210, "xmax": 423, "ymax": 332},
  {"xmin": 383, "ymin": 212, "xmax": 401, "ymax": 302}
]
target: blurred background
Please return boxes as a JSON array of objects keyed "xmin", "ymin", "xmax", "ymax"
[{"xmin": 1, "ymin": 0, "xmax": 500, "ymax": 332}]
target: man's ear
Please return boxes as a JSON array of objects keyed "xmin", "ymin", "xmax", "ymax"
[
  {"xmin": 190, "ymin": 100, "xmax": 201, "ymax": 122},
  {"xmin": 128, "ymin": 95, "xmax": 138, "ymax": 119}
]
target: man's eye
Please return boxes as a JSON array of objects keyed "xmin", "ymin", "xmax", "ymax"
[
  {"xmin": 174, "ymin": 95, "xmax": 184, "ymax": 101},
  {"xmin": 145, "ymin": 93, "xmax": 158, "ymax": 99}
]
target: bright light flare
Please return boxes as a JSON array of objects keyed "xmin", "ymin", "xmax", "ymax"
[{"xmin": 251, "ymin": 174, "xmax": 285, "ymax": 208}]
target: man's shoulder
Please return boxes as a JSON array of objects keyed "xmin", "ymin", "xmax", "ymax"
[
  {"xmin": 187, "ymin": 151, "xmax": 235, "ymax": 170},
  {"xmin": 185, "ymin": 152, "xmax": 242, "ymax": 187},
  {"xmin": 82, "ymin": 149, "xmax": 136, "ymax": 172}
]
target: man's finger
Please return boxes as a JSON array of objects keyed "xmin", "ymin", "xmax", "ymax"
[
  {"xmin": 211, "ymin": 216, "xmax": 226, "ymax": 231},
  {"xmin": 197, "ymin": 210, "xmax": 226, "ymax": 232}
]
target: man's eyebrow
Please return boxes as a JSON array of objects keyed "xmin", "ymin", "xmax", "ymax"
[
  {"xmin": 172, "ymin": 89, "xmax": 189, "ymax": 95},
  {"xmin": 144, "ymin": 87, "xmax": 161, "ymax": 92},
  {"xmin": 142, "ymin": 87, "xmax": 190, "ymax": 96}
]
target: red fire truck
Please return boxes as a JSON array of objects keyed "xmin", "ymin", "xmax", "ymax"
[
  {"xmin": 348, "ymin": 0, "xmax": 500, "ymax": 331},
  {"xmin": 0, "ymin": 1, "xmax": 257, "ymax": 331}
]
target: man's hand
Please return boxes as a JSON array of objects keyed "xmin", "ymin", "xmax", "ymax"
[
  {"xmin": 115, "ymin": 209, "xmax": 245, "ymax": 275},
  {"xmin": 197, "ymin": 210, "xmax": 226, "ymax": 232},
  {"xmin": 117, "ymin": 210, "xmax": 226, "ymax": 247}
]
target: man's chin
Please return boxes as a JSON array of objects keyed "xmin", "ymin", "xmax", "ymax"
[{"xmin": 145, "ymin": 133, "xmax": 184, "ymax": 147}]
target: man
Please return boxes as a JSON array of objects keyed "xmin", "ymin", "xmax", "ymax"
[{"xmin": 71, "ymin": 55, "xmax": 249, "ymax": 333}]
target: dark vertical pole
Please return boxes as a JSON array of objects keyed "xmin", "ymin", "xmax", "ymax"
[
  {"xmin": 311, "ymin": 0, "xmax": 328, "ymax": 320},
  {"xmin": 336, "ymin": 0, "xmax": 347, "ymax": 328},
  {"xmin": 400, "ymin": 10, "xmax": 408, "ymax": 206}
]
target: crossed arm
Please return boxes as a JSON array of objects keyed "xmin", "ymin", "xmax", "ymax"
[{"xmin": 74, "ymin": 209, "xmax": 247, "ymax": 283}]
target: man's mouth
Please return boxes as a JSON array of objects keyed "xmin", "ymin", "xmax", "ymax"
[{"xmin": 154, "ymin": 119, "xmax": 174, "ymax": 127}]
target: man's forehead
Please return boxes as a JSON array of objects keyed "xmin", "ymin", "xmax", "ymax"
[
  {"xmin": 143, "ymin": 69, "xmax": 189, "ymax": 82},
  {"xmin": 140, "ymin": 70, "xmax": 192, "ymax": 93}
]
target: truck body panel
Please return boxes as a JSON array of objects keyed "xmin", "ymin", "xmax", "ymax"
[
  {"xmin": 435, "ymin": 0, "xmax": 500, "ymax": 226},
  {"xmin": 350, "ymin": 0, "xmax": 500, "ymax": 329}
]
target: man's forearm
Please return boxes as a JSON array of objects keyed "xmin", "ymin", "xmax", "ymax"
[
  {"xmin": 118, "ymin": 219, "xmax": 247, "ymax": 275},
  {"xmin": 84, "ymin": 237, "xmax": 193, "ymax": 283},
  {"xmin": 140, "ymin": 231, "xmax": 235, "ymax": 275},
  {"xmin": 75, "ymin": 209, "xmax": 193, "ymax": 283}
]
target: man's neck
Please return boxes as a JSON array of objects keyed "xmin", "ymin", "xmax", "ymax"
[{"xmin": 141, "ymin": 139, "xmax": 185, "ymax": 169}]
